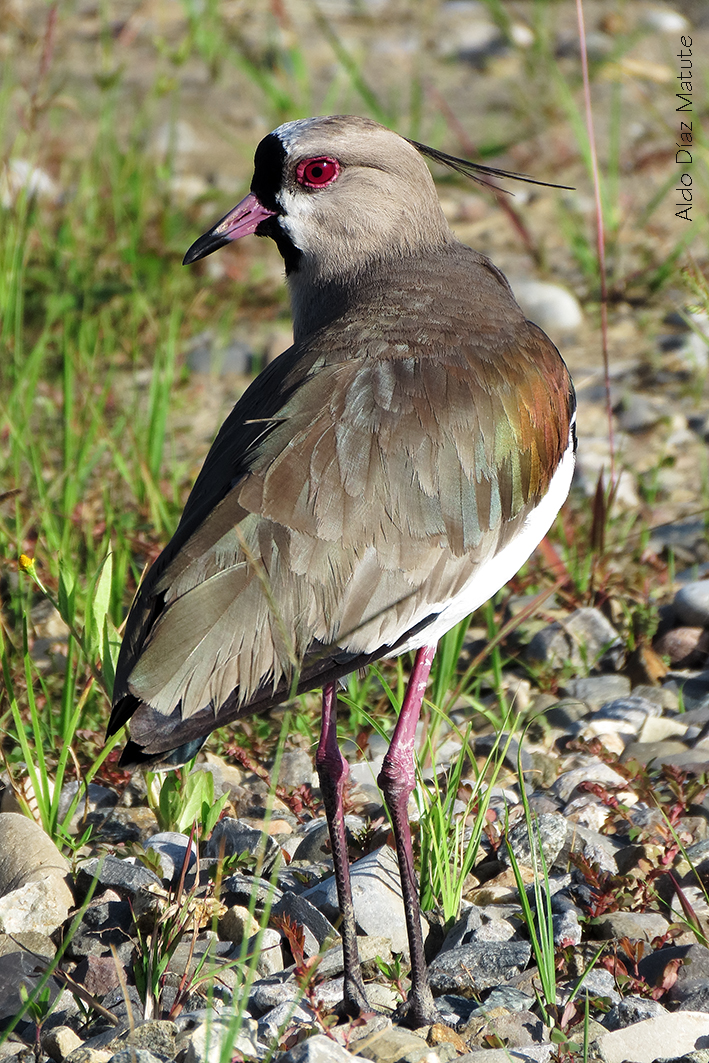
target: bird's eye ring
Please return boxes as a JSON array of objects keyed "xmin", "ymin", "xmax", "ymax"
[{"xmin": 296, "ymin": 157, "xmax": 340, "ymax": 189}]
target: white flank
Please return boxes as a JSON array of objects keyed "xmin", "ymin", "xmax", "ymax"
[{"xmin": 396, "ymin": 421, "xmax": 576, "ymax": 654}]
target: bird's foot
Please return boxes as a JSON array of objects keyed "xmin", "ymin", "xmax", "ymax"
[
  {"xmin": 334, "ymin": 975, "xmax": 380, "ymax": 1022},
  {"xmin": 392, "ymin": 987, "xmax": 442, "ymax": 1029}
]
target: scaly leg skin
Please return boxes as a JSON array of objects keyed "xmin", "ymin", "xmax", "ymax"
[
  {"xmin": 378, "ymin": 644, "xmax": 441, "ymax": 1028},
  {"xmin": 316, "ymin": 681, "xmax": 372, "ymax": 1017}
]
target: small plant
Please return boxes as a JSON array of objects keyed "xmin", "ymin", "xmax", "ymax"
[
  {"xmin": 145, "ymin": 763, "xmax": 229, "ymax": 837},
  {"xmin": 505, "ymin": 806, "xmax": 557, "ymax": 1025},
  {"xmin": 1, "ymin": 553, "xmax": 123, "ymax": 850},
  {"xmin": 373, "ymin": 953, "xmax": 407, "ymax": 1005},
  {"xmin": 417, "ymin": 711, "xmax": 520, "ymax": 924}
]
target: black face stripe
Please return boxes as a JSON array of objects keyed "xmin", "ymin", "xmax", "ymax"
[
  {"xmin": 251, "ymin": 131, "xmax": 303, "ymax": 275},
  {"xmin": 257, "ymin": 215, "xmax": 302, "ymax": 274},
  {"xmin": 251, "ymin": 133, "xmax": 287, "ymax": 212}
]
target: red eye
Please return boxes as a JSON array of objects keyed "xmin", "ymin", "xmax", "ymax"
[{"xmin": 296, "ymin": 156, "xmax": 340, "ymax": 189}]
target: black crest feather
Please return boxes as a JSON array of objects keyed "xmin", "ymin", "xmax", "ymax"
[{"xmin": 409, "ymin": 140, "xmax": 574, "ymax": 194}]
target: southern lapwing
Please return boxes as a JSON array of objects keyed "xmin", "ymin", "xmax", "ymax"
[{"xmin": 108, "ymin": 115, "xmax": 576, "ymax": 1027}]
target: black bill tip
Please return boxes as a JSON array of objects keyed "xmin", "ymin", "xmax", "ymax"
[{"xmin": 183, "ymin": 231, "xmax": 231, "ymax": 266}]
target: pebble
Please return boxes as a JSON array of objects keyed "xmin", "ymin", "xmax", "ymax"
[
  {"xmin": 277, "ymin": 1035, "xmax": 357, "ymax": 1062},
  {"xmin": 592, "ymin": 1011, "xmax": 709, "ymax": 1063},
  {"xmin": 654, "ymin": 626, "xmax": 709, "ymax": 667},
  {"xmin": 593, "ymin": 910, "xmax": 671, "ymax": 942},
  {"xmin": 144, "ymin": 831, "xmax": 198, "ymax": 886},
  {"xmin": 500, "ymin": 813, "xmax": 568, "ymax": 870},
  {"xmin": 356, "ymin": 1025, "xmax": 458, "ymax": 1063},
  {"xmin": 507, "ymin": 278, "xmax": 583, "ymax": 342},
  {"xmin": 427, "ymin": 940, "xmax": 532, "ymax": 994},
  {"xmin": 272, "ymin": 892, "xmax": 338, "ymax": 957},
  {"xmin": 614, "ymin": 393, "xmax": 666, "ymax": 434},
  {"xmin": 204, "ymin": 818, "xmax": 281, "ymax": 873},
  {"xmin": 604, "ymin": 994, "xmax": 668, "ymax": 1030},
  {"xmin": 75, "ymin": 855, "xmax": 161, "ymax": 899},
  {"xmin": 302, "ymin": 845, "xmax": 424, "ymax": 955},
  {"xmin": 526, "ymin": 607, "xmax": 623, "ymax": 671},
  {"xmin": 563, "ymin": 674, "xmax": 631, "ymax": 708},
  {"xmin": 675, "ymin": 581, "xmax": 709, "ymax": 628},
  {"xmin": 181, "ymin": 1015, "xmax": 261, "ymax": 1063}
]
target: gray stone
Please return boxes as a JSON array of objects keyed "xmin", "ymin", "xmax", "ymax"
[
  {"xmin": 469, "ymin": 985, "xmax": 536, "ymax": 1015},
  {"xmin": 552, "ymin": 909, "xmax": 582, "ymax": 946},
  {"xmin": 115, "ymin": 1022, "xmax": 177, "ymax": 1059},
  {"xmin": 563, "ymin": 674, "xmax": 631, "ymax": 709},
  {"xmin": 107, "ymin": 1052, "xmax": 163, "ymax": 1063},
  {"xmin": 186, "ymin": 336, "xmax": 253, "ymax": 377},
  {"xmin": 427, "ymin": 941, "xmax": 531, "ymax": 996},
  {"xmin": 436, "ymin": 994, "xmax": 480, "ymax": 1025},
  {"xmin": 274, "ymin": 749, "xmax": 314, "ymax": 788},
  {"xmin": 614, "ymin": 393, "xmax": 666, "ymax": 434},
  {"xmin": 597, "ymin": 695, "xmax": 662, "ymax": 723},
  {"xmin": 257, "ymin": 1000, "xmax": 318, "ymax": 1044},
  {"xmin": 540, "ymin": 698, "xmax": 590, "ymax": 731},
  {"xmin": 307, "ymin": 934, "xmax": 392, "ymax": 980},
  {"xmin": 355, "ymin": 1025, "xmax": 457, "ymax": 1062},
  {"xmin": 561, "ymin": 967, "xmax": 620, "ymax": 1004},
  {"xmin": 454, "ymin": 1050, "xmax": 554, "ymax": 1063},
  {"xmin": 0, "ymin": 947, "xmax": 63, "ymax": 1020},
  {"xmin": 0, "ymin": 876, "xmax": 73, "ymax": 936},
  {"xmin": 57, "ymin": 782, "xmax": 118, "ymax": 823},
  {"xmin": 604, "ymin": 994, "xmax": 668, "ymax": 1030},
  {"xmin": 144, "ymin": 832, "xmax": 198, "ymax": 886},
  {"xmin": 622, "ymin": 740, "xmax": 691, "ymax": 767},
  {"xmin": 464, "ymin": 1009, "xmax": 550, "ymax": 1048},
  {"xmin": 592, "ymin": 1012, "xmax": 709, "ymax": 1063},
  {"xmin": 676, "ymin": 582, "xmax": 709, "ymax": 628},
  {"xmin": 248, "ymin": 975, "xmax": 299, "ymax": 1015},
  {"xmin": 500, "ymin": 813, "xmax": 568, "ymax": 871},
  {"xmin": 76, "ymin": 855, "xmax": 161, "ymax": 900},
  {"xmin": 439, "ymin": 906, "xmax": 484, "ymax": 954},
  {"xmin": 669, "ymin": 673, "xmax": 709, "ymax": 714},
  {"xmin": 246, "ymin": 926, "xmax": 285, "ymax": 977},
  {"xmin": 0, "ymin": 813, "xmax": 71, "ymax": 894},
  {"xmin": 290, "ymin": 816, "xmax": 364, "ymax": 863},
  {"xmin": 650, "ymin": 521, "xmax": 709, "ymax": 567},
  {"xmin": 204, "ymin": 818, "xmax": 280, "ymax": 873},
  {"xmin": 593, "ymin": 910, "xmax": 670, "ymax": 942},
  {"xmin": 472, "ymin": 918, "xmax": 516, "ymax": 942},
  {"xmin": 180, "ymin": 1015, "xmax": 260, "ymax": 1063},
  {"xmin": 527, "ymin": 608, "xmax": 623, "ymax": 671},
  {"xmin": 638, "ymin": 943, "xmax": 709, "ymax": 998},
  {"xmin": 65, "ymin": 1049, "xmax": 112, "ymax": 1063},
  {"xmin": 552, "ymin": 759, "xmax": 628, "ymax": 804},
  {"xmin": 277, "ymin": 1034, "xmax": 358, "ymax": 1062},
  {"xmin": 474, "ymin": 733, "xmax": 533, "ymax": 772},
  {"xmin": 221, "ymin": 871, "xmax": 283, "ymax": 912},
  {"xmin": 507, "ymin": 278, "xmax": 583, "ymax": 341},
  {"xmin": 679, "ymin": 984, "xmax": 709, "ymax": 1012},
  {"xmin": 272, "ymin": 892, "xmax": 339, "ymax": 957},
  {"xmin": 303, "ymin": 845, "xmax": 423, "ymax": 955}
]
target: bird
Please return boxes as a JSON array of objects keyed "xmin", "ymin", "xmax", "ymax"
[{"xmin": 107, "ymin": 114, "xmax": 576, "ymax": 1028}]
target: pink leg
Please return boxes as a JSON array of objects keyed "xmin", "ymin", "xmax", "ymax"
[
  {"xmin": 316, "ymin": 681, "xmax": 371, "ymax": 1015},
  {"xmin": 377, "ymin": 644, "xmax": 439, "ymax": 1027}
]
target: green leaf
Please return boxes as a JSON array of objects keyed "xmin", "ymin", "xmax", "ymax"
[
  {"xmin": 90, "ymin": 550, "xmax": 113, "ymax": 652},
  {"xmin": 57, "ymin": 566, "xmax": 76, "ymax": 625}
]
